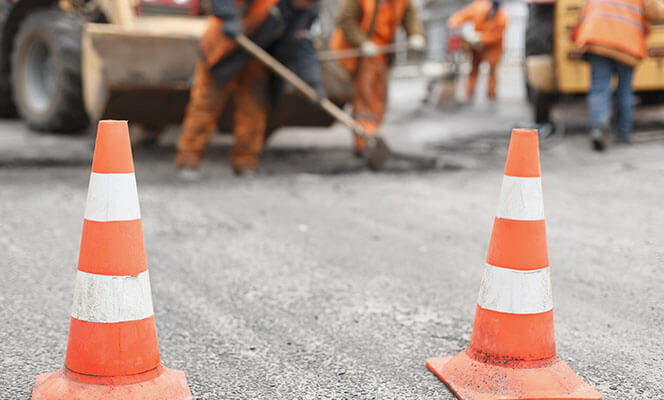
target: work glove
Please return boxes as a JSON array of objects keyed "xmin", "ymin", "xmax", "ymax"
[
  {"xmin": 408, "ymin": 34, "xmax": 426, "ymax": 52},
  {"xmin": 222, "ymin": 17, "xmax": 242, "ymax": 39},
  {"xmin": 361, "ymin": 41, "xmax": 379, "ymax": 57},
  {"xmin": 461, "ymin": 24, "xmax": 482, "ymax": 50}
]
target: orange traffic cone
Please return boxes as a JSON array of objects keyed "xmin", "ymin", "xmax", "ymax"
[
  {"xmin": 426, "ymin": 129, "xmax": 601, "ymax": 399},
  {"xmin": 32, "ymin": 121, "xmax": 191, "ymax": 399}
]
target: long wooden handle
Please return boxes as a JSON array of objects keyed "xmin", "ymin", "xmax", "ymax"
[
  {"xmin": 235, "ymin": 34, "xmax": 366, "ymax": 137},
  {"xmin": 317, "ymin": 43, "xmax": 406, "ymax": 62}
]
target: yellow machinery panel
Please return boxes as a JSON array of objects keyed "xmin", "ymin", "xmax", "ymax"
[
  {"xmin": 554, "ymin": 0, "xmax": 664, "ymax": 93},
  {"xmin": 555, "ymin": 0, "xmax": 589, "ymax": 93},
  {"xmin": 634, "ymin": 26, "xmax": 664, "ymax": 89}
]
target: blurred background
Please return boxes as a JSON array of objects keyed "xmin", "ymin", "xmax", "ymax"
[{"xmin": 1, "ymin": 1, "xmax": 663, "ymax": 399}]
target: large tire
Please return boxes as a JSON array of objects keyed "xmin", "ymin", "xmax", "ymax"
[
  {"xmin": 0, "ymin": 1, "xmax": 16, "ymax": 117},
  {"xmin": 525, "ymin": 4, "xmax": 554, "ymax": 57},
  {"xmin": 0, "ymin": 78, "xmax": 16, "ymax": 118},
  {"xmin": 11, "ymin": 9, "xmax": 88, "ymax": 132},
  {"xmin": 533, "ymin": 90, "xmax": 552, "ymax": 124},
  {"xmin": 525, "ymin": 3, "xmax": 555, "ymax": 121}
]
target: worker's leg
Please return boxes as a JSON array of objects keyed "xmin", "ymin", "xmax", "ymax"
[
  {"xmin": 586, "ymin": 53, "xmax": 612, "ymax": 150},
  {"xmin": 487, "ymin": 62, "xmax": 498, "ymax": 100},
  {"xmin": 466, "ymin": 50, "xmax": 482, "ymax": 101},
  {"xmin": 351, "ymin": 57, "xmax": 387, "ymax": 153},
  {"xmin": 613, "ymin": 61, "xmax": 634, "ymax": 143},
  {"xmin": 484, "ymin": 46, "xmax": 502, "ymax": 100},
  {"xmin": 370, "ymin": 57, "xmax": 388, "ymax": 128},
  {"xmin": 231, "ymin": 59, "xmax": 270, "ymax": 173},
  {"xmin": 175, "ymin": 62, "xmax": 231, "ymax": 168}
]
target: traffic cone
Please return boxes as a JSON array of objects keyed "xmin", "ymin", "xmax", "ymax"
[
  {"xmin": 32, "ymin": 121, "xmax": 191, "ymax": 399},
  {"xmin": 426, "ymin": 129, "xmax": 601, "ymax": 399}
]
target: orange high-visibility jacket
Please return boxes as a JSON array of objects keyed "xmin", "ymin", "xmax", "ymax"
[
  {"xmin": 448, "ymin": 0, "xmax": 508, "ymax": 49},
  {"xmin": 575, "ymin": 0, "xmax": 647, "ymax": 67},
  {"xmin": 329, "ymin": 0, "xmax": 411, "ymax": 72},
  {"xmin": 200, "ymin": 0, "xmax": 279, "ymax": 68}
]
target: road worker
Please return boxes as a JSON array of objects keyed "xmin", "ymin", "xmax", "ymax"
[
  {"xmin": 175, "ymin": 0, "xmax": 322, "ymax": 176},
  {"xmin": 448, "ymin": 0, "xmax": 508, "ymax": 101},
  {"xmin": 330, "ymin": 0, "xmax": 425, "ymax": 155},
  {"xmin": 575, "ymin": 0, "xmax": 664, "ymax": 150}
]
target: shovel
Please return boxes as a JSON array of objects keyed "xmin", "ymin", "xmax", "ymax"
[
  {"xmin": 235, "ymin": 33, "xmax": 390, "ymax": 170},
  {"xmin": 316, "ymin": 43, "xmax": 408, "ymax": 62}
]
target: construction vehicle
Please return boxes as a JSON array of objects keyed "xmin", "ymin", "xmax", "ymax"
[
  {"xmin": 525, "ymin": 0, "xmax": 664, "ymax": 125},
  {"xmin": 0, "ymin": 0, "xmax": 351, "ymax": 135}
]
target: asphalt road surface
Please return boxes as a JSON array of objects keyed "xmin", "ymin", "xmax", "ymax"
[{"xmin": 1, "ymin": 72, "xmax": 663, "ymax": 399}]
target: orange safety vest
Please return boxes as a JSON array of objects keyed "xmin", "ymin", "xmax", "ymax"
[
  {"xmin": 575, "ymin": 0, "xmax": 647, "ymax": 60},
  {"xmin": 329, "ymin": 0, "xmax": 409, "ymax": 72},
  {"xmin": 200, "ymin": 0, "xmax": 279, "ymax": 68},
  {"xmin": 448, "ymin": 1, "xmax": 507, "ymax": 48}
]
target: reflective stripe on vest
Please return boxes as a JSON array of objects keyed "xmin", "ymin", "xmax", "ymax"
[
  {"xmin": 577, "ymin": 0, "xmax": 646, "ymax": 59},
  {"xmin": 583, "ymin": 11, "xmax": 645, "ymax": 31},
  {"xmin": 584, "ymin": 0, "xmax": 646, "ymax": 31},
  {"xmin": 589, "ymin": 0, "xmax": 642, "ymax": 14}
]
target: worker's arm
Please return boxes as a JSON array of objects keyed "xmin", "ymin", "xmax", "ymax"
[
  {"xmin": 644, "ymin": 0, "xmax": 664, "ymax": 22},
  {"xmin": 289, "ymin": 6, "xmax": 325, "ymax": 98},
  {"xmin": 447, "ymin": 2, "xmax": 475, "ymax": 28},
  {"xmin": 272, "ymin": 4, "xmax": 325, "ymax": 98},
  {"xmin": 209, "ymin": 0, "xmax": 243, "ymax": 37},
  {"xmin": 209, "ymin": 0, "xmax": 239, "ymax": 20},
  {"xmin": 402, "ymin": 0, "xmax": 425, "ymax": 36},
  {"xmin": 294, "ymin": 35, "xmax": 325, "ymax": 99},
  {"xmin": 336, "ymin": 0, "xmax": 367, "ymax": 47}
]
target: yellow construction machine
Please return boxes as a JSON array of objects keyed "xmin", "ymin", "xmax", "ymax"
[
  {"xmin": 0, "ymin": 0, "xmax": 351, "ymax": 136},
  {"xmin": 525, "ymin": 0, "xmax": 664, "ymax": 124}
]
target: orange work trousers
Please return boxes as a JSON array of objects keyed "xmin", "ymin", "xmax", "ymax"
[
  {"xmin": 467, "ymin": 46, "xmax": 501, "ymax": 100},
  {"xmin": 351, "ymin": 56, "xmax": 388, "ymax": 152},
  {"xmin": 175, "ymin": 59, "xmax": 269, "ymax": 172}
]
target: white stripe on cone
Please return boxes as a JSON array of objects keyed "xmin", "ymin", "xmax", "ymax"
[
  {"xmin": 477, "ymin": 264, "xmax": 553, "ymax": 314},
  {"xmin": 71, "ymin": 270, "xmax": 154, "ymax": 323},
  {"xmin": 84, "ymin": 172, "xmax": 141, "ymax": 222},
  {"xmin": 496, "ymin": 176, "xmax": 544, "ymax": 221}
]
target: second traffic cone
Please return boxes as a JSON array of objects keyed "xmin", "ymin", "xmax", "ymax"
[
  {"xmin": 426, "ymin": 129, "xmax": 601, "ymax": 399},
  {"xmin": 32, "ymin": 121, "xmax": 191, "ymax": 399}
]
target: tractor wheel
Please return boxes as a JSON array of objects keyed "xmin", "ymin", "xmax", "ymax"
[
  {"xmin": 533, "ymin": 90, "xmax": 553, "ymax": 124},
  {"xmin": 525, "ymin": 3, "xmax": 554, "ymax": 106},
  {"xmin": 0, "ymin": 78, "xmax": 16, "ymax": 117},
  {"xmin": 525, "ymin": 4, "xmax": 554, "ymax": 57},
  {"xmin": 11, "ymin": 9, "xmax": 88, "ymax": 132}
]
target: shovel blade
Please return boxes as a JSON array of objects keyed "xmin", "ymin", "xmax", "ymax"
[{"xmin": 366, "ymin": 136, "xmax": 390, "ymax": 171}]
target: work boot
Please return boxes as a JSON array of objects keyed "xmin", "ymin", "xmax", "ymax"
[
  {"xmin": 176, "ymin": 166, "xmax": 201, "ymax": 181},
  {"xmin": 233, "ymin": 167, "xmax": 257, "ymax": 177},
  {"xmin": 232, "ymin": 159, "xmax": 258, "ymax": 177},
  {"xmin": 590, "ymin": 127, "xmax": 606, "ymax": 152},
  {"xmin": 354, "ymin": 135, "xmax": 366, "ymax": 158},
  {"xmin": 614, "ymin": 135, "xmax": 632, "ymax": 145}
]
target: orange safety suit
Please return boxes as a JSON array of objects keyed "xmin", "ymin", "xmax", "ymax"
[
  {"xmin": 330, "ymin": 0, "xmax": 422, "ymax": 152},
  {"xmin": 175, "ymin": 0, "xmax": 277, "ymax": 173},
  {"xmin": 575, "ymin": 0, "xmax": 647, "ymax": 67},
  {"xmin": 448, "ymin": 0, "xmax": 508, "ymax": 100}
]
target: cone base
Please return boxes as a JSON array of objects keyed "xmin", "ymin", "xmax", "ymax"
[
  {"xmin": 32, "ymin": 366, "xmax": 191, "ymax": 400},
  {"xmin": 426, "ymin": 351, "xmax": 602, "ymax": 400}
]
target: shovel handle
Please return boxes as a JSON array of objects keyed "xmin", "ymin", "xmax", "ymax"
[
  {"xmin": 235, "ymin": 34, "xmax": 367, "ymax": 138},
  {"xmin": 317, "ymin": 43, "xmax": 407, "ymax": 62}
]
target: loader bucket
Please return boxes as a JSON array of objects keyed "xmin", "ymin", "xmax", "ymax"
[
  {"xmin": 82, "ymin": 17, "xmax": 352, "ymax": 132},
  {"xmin": 82, "ymin": 17, "xmax": 206, "ymax": 128}
]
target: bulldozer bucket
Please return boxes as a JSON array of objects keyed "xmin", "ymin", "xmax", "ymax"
[
  {"xmin": 82, "ymin": 17, "xmax": 207, "ymax": 128},
  {"xmin": 82, "ymin": 16, "xmax": 352, "ymax": 132}
]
